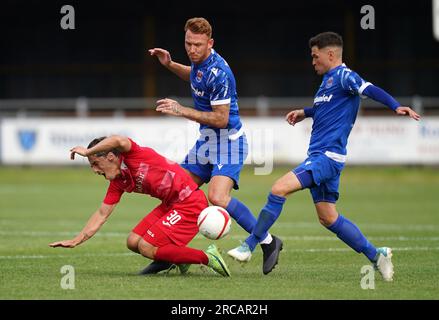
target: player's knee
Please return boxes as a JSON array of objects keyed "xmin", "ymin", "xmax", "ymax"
[
  {"xmin": 138, "ymin": 240, "xmax": 157, "ymax": 259},
  {"xmin": 318, "ymin": 213, "xmax": 338, "ymax": 227},
  {"xmin": 126, "ymin": 233, "xmax": 141, "ymax": 253},
  {"xmin": 271, "ymin": 183, "xmax": 288, "ymax": 197},
  {"xmin": 208, "ymin": 193, "xmax": 230, "ymax": 208}
]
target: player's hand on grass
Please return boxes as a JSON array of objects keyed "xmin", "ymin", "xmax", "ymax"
[
  {"xmin": 49, "ymin": 239, "xmax": 78, "ymax": 248},
  {"xmin": 395, "ymin": 106, "xmax": 421, "ymax": 121},
  {"xmin": 70, "ymin": 146, "xmax": 88, "ymax": 160},
  {"xmin": 285, "ymin": 109, "xmax": 305, "ymax": 126},
  {"xmin": 148, "ymin": 48, "xmax": 172, "ymax": 67},
  {"xmin": 156, "ymin": 98, "xmax": 184, "ymax": 117}
]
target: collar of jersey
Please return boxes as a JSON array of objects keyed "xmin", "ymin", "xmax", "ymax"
[
  {"xmin": 325, "ymin": 63, "xmax": 346, "ymax": 77},
  {"xmin": 193, "ymin": 49, "xmax": 216, "ymax": 69}
]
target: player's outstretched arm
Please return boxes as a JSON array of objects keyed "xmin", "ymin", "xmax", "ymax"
[
  {"xmin": 148, "ymin": 48, "xmax": 191, "ymax": 82},
  {"xmin": 395, "ymin": 106, "xmax": 421, "ymax": 121},
  {"xmin": 70, "ymin": 135, "xmax": 131, "ymax": 160},
  {"xmin": 361, "ymin": 85, "xmax": 420, "ymax": 121},
  {"xmin": 49, "ymin": 203, "xmax": 116, "ymax": 248},
  {"xmin": 285, "ymin": 109, "xmax": 306, "ymax": 126}
]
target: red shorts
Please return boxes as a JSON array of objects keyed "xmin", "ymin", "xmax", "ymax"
[{"xmin": 132, "ymin": 189, "xmax": 208, "ymax": 247}]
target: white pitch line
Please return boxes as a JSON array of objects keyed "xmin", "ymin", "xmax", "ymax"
[
  {"xmin": 0, "ymin": 231, "xmax": 127, "ymax": 237},
  {"xmin": 1, "ymin": 220, "xmax": 438, "ymax": 231},
  {"xmin": 0, "ymin": 252, "xmax": 136, "ymax": 260},
  {"xmin": 285, "ymin": 247, "xmax": 439, "ymax": 253},
  {"xmin": 1, "ymin": 230, "xmax": 439, "ymax": 242},
  {"xmin": 228, "ymin": 235, "xmax": 439, "ymax": 241},
  {"xmin": 273, "ymin": 222, "xmax": 439, "ymax": 231},
  {"xmin": 1, "ymin": 247, "xmax": 439, "ymax": 260}
]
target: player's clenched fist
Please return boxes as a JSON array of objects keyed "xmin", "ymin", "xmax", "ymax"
[{"xmin": 285, "ymin": 109, "xmax": 305, "ymax": 126}]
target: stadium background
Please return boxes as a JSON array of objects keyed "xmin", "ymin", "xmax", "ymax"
[
  {"xmin": 2, "ymin": 0, "xmax": 439, "ymax": 99},
  {"xmin": 1, "ymin": 0, "xmax": 439, "ymax": 301}
]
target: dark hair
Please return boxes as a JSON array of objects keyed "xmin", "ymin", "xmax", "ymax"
[
  {"xmin": 309, "ymin": 32, "xmax": 343, "ymax": 49},
  {"xmin": 184, "ymin": 17, "xmax": 212, "ymax": 38},
  {"xmin": 87, "ymin": 136, "xmax": 121, "ymax": 157}
]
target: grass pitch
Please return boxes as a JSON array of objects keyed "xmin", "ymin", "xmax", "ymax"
[{"xmin": 0, "ymin": 166, "xmax": 438, "ymax": 300}]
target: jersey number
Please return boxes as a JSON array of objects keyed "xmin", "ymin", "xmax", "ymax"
[{"xmin": 162, "ymin": 210, "xmax": 181, "ymax": 227}]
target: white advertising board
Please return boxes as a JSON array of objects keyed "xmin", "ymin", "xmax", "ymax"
[{"xmin": 1, "ymin": 117, "xmax": 438, "ymax": 166}]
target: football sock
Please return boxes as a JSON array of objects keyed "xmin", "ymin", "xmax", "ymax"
[
  {"xmin": 245, "ymin": 192, "xmax": 286, "ymax": 251},
  {"xmin": 226, "ymin": 197, "xmax": 268, "ymax": 241},
  {"xmin": 327, "ymin": 214, "xmax": 377, "ymax": 262},
  {"xmin": 155, "ymin": 245, "xmax": 209, "ymax": 265},
  {"xmin": 259, "ymin": 233, "xmax": 273, "ymax": 245}
]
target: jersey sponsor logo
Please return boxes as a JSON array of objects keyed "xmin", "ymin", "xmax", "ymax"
[
  {"xmin": 196, "ymin": 70, "xmax": 203, "ymax": 82},
  {"xmin": 191, "ymin": 83, "xmax": 204, "ymax": 97},
  {"xmin": 135, "ymin": 163, "xmax": 149, "ymax": 192},
  {"xmin": 325, "ymin": 77, "xmax": 334, "ymax": 89},
  {"xmin": 314, "ymin": 94, "xmax": 333, "ymax": 104}
]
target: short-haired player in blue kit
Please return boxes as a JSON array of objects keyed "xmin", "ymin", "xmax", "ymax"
[
  {"xmin": 145, "ymin": 17, "xmax": 274, "ymax": 274},
  {"xmin": 228, "ymin": 32, "xmax": 420, "ymax": 279}
]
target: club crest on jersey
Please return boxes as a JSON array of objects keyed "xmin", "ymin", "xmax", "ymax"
[
  {"xmin": 196, "ymin": 70, "xmax": 203, "ymax": 82},
  {"xmin": 325, "ymin": 77, "xmax": 334, "ymax": 89}
]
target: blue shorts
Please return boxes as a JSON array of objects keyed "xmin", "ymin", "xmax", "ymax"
[
  {"xmin": 181, "ymin": 133, "xmax": 248, "ymax": 190},
  {"xmin": 292, "ymin": 152, "xmax": 345, "ymax": 203}
]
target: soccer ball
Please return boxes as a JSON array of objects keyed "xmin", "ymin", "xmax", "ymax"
[{"xmin": 197, "ymin": 206, "xmax": 231, "ymax": 240}]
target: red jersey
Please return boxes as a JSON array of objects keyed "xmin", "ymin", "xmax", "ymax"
[{"xmin": 103, "ymin": 139, "xmax": 198, "ymax": 206}]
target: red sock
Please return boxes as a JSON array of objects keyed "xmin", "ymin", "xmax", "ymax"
[{"xmin": 155, "ymin": 244, "xmax": 209, "ymax": 265}]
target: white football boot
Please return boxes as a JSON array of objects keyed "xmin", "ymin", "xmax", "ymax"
[
  {"xmin": 227, "ymin": 242, "xmax": 252, "ymax": 262},
  {"xmin": 374, "ymin": 247, "xmax": 394, "ymax": 281}
]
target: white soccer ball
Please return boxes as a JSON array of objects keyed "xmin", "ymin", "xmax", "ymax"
[{"xmin": 197, "ymin": 206, "xmax": 231, "ymax": 240}]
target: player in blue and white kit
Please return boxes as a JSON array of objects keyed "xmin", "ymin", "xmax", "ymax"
[
  {"xmin": 145, "ymin": 17, "xmax": 274, "ymax": 274},
  {"xmin": 228, "ymin": 32, "xmax": 420, "ymax": 279}
]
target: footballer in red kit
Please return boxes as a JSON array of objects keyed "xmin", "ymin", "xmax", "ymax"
[
  {"xmin": 103, "ymin": 138, "xmax": 203, "ymax": 247},
  {"xmin": 49, "ymin": 135, "xmax": 231, "ymax": 277}
]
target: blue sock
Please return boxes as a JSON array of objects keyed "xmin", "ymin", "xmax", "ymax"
[
  {"xmin": 245, "ymin": 193, "xmax": 286, "ymax": 251},
  {"xmin": 327, "ymin": 214, "xmax": 377, "ymax": 262},
  {"xmin": 226, "ymin": 198, "xmax": 267, "ymax": 244}
]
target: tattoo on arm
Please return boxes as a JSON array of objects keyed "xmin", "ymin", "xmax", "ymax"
[{"xmin": 171, "ymin": 102, "xmax": 182, "ymax": 115}]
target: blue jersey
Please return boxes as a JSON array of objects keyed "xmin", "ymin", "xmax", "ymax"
[
  {"xmin": 308, "ymin": 63, "xmax": 371, "ymax": 162},
  {"xmin": 190, "ymin": 49, "xmax": 242, "ymax": 137}
]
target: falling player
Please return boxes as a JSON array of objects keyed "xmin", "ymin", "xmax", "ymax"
[{"xmin": 49, "ymin": 135, "xmax": 231, "ymax": 277}]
